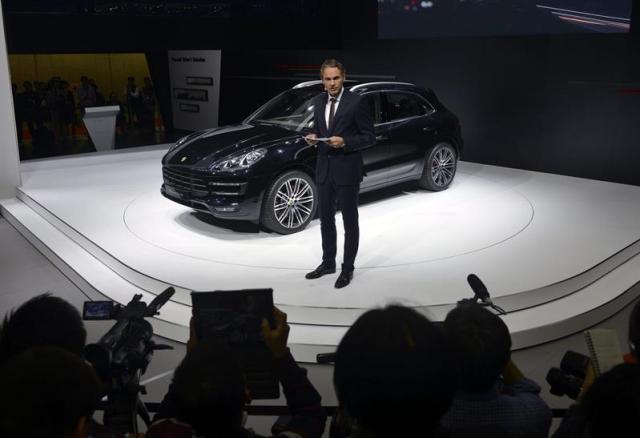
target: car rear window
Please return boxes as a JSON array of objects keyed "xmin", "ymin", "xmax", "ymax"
[{"xmin": 386, "ymin": 92, "xmax": 432, "ymax": 121}]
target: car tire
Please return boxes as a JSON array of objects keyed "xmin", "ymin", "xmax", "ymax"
[
  {"xmin": 261, "ymin": 170, "xmax": 317, "ymax": 234},
  {"xmin": 418, "ymin": 142, "xmax": 457, "ymax": 191}
]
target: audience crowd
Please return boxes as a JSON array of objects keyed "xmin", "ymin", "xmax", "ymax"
[
  {"xmin": 11, "ymin": 74, "xmax": 159, "ymax": 158},
  {"xmin": 0, "ymin": 291, "xmax": 639, "ymax": 438}
]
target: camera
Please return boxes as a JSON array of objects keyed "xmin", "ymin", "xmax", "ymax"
[
  {"xmin": 82, "ymin": 287, "xmax": 175, "ymax": 434},
  {"xmin": 546, "ymin": 350, "xmax": 591, "ymax": 400}
]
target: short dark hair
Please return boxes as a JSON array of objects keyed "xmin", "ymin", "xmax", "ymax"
[
  {"xmin": 580, "ymin": 363, "xmax": 640, "ymax": 437},
  {"xmin": 167, "ymin": 339, "xmax": 246, "ymax": 438},
  {"xmin": 443, "ymin": 302, "xmax": 511, "ymax": 392},
  {"xmin": 0, "ymin": 293, "xmax": 87, "ymax": 363},
  {"xmin": 320, "ymin": 59, "xmax": 346, "ymax": 78},
  {"xmin": 0, "ymin": 347, "xmax": 100, "ymax": 438},
  {"xmin": 334, "ymin": 305, "xmax": 456, "ymax": 437},
  {"xmin": 628, "ymin": 299, "xmax": 640, "ymax": 359}
]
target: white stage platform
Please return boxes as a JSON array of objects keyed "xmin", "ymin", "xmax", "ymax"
[{"xmin": 3, "ymin": 145, "xmax": 640, "ymax": 362}]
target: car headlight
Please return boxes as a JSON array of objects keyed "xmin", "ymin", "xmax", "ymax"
[{"xmin": 210, "ymin": 149, "xmax": 267, "ymax": 172}]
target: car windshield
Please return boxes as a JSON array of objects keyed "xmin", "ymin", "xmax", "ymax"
[{"xmin": 247, "ymin": 87, "xmax": 322, "ymax": 132}]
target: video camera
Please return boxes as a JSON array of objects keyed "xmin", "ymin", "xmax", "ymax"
[
  {"xmin": 546, "ymin": 350, "xmax": 591, "ymax": 400},
  {"xmin": 82, "ymin": 287, "xmax": 175, "ymax": 434}
]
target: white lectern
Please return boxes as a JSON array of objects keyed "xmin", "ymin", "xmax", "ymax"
[{"xmin": 82, "ymin": 106, "xmax": 120, "ymax": 151}]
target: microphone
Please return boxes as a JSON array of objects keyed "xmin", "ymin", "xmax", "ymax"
[
  {"xmin": 146, "ymin": 287, "xmax": 175, "ymax": 317},
  {"xmin": 467, "ymin": 274, "xmax": 491, "ymax": 304}
]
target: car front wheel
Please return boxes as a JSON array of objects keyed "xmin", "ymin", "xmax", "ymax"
[
  {"xmin": 418, "ymin": 142, "xmax": 457, "ymax": 191},
  {"xmin": 261, "ymin": 170, "xmax": 317, "ymax": 234}
]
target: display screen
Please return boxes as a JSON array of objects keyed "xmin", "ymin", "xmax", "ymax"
[
  {"xmin": 82, "ymin": 301, "xmax": 114, "ymax": 320},
  {"xmin": 378, "ymin": 0, "xmax": 633, "ymax": 38}
]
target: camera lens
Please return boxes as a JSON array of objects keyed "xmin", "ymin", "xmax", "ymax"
[
  {"xmin": 560, "ymin": 351, "xmax": 591, "ymax": 378},
  {"xmin": 546, "ymin": 367, "xmax": 584, "ymax": 400}
]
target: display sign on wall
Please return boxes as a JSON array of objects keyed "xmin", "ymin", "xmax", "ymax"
[{"xmin": 168, "ymin": 50, "xmax": 221, "ymax": 131}]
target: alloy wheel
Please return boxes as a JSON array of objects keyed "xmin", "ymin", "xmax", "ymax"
[
  {"xmin": 430, "ymin": 146, "xmax": 456, "ymax": 187},
  {"xmin": 273, "ymin": 177, "xmax": 315, "ymax": 229}
]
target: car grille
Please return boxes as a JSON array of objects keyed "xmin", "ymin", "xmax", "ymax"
[{"xmin": 163, "ymin": 166, "xmax": 247, "ymax": 196}]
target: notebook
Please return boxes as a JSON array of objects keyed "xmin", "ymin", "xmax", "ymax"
[{"xmin": 583, "ymin": 328, "xmax": 625, "ymax": 376}]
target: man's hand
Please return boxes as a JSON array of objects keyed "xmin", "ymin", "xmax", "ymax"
[
  {"xmin": 328, "ymin": 136, "xmax": 345, "ymax": 148},
  {"xmin": 261, "ymin": 307, "xmax": 290, "ymax": 359},
  {"xmin": 502, "ymin": 358, "xmax": 525, "ymax": 385},
  {"xmin": 577, "ymin": 360, "xmax": 596, "ymax": 402},
  {"xmin": 304, "ymin": 133, "xmax": 318, "ymax": 145}
]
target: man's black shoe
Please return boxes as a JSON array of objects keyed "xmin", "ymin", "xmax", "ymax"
[
  {"xmin": 334, "ymin": 271, "xmax": 353, "ymax": 289},
  {"xmin": 305, "ymin": 264, "xmax": 336, "ymax": 279}
]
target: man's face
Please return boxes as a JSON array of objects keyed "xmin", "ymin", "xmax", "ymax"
[{"xmin": 322, "ymin": 67, "xmax": 345, "ymax": 97}]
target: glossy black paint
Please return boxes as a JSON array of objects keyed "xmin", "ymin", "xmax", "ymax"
[{"xmin": 161, "ymin": 82, "xmax": 463, "ymax": 223}]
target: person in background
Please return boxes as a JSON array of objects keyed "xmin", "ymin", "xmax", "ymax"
[
  {"xmin": 125, "ymin": 76, "xmax": 142, "ymax": 126},
  {"xmin": 90, "ymin": 78, "xmax": 105, "ymax": 106},
  {"xmin": 141, "ymin": 76, "xmax": 157, "ymax": 131},
  {"xmin": 77, "ymin": 75, "xmax": 97, "ymax": 113}
]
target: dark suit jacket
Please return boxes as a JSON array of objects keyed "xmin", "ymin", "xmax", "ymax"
[{"xmin": 310, "ymin": 90, "xmax": 376, "ymax": 185}]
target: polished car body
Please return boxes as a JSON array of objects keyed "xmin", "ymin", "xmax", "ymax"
[{"xmin": 161, "ymin": 81, "xmax": 463, "ymax": 234}]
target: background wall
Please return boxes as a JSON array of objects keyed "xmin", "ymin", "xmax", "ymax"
[{"xmin": 216, "ymin": 1, "xmax": 640, "ymax": 186}]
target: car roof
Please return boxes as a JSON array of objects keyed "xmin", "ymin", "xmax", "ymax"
[{"xmin": 292, "ymin": 80, "xmax": 427, "ymax": 94}]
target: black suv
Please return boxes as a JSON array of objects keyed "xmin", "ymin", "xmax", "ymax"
[{"xmin": 161, "ymin": 81, "xmax": 463, "ymax": 234}]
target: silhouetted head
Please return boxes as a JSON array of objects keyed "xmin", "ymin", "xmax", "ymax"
[
  {"xmin": 444, "ymin": 302, "xmax": 511, "ymax": 392},
  {"xmin": 334, "ymin": 305, "xmax": 456, "ymax": 437},
  {"xmin": 580, "ymin": 363, "xmax": 640, "ymax": 437},
  {"xmin": 0, "ymin": 347, "xmax": 100, "ymax": 438},
  {"xmin": 0, "ymin": 293, "xmax": 86, "ymax": 363},
  {"xmin": 165, "ymin": 339, "xmax": 247, "ymax": 438}
]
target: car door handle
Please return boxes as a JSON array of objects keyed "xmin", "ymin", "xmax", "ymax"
[
  {"xmin": 376, "ymin": 135, "xmax": 388, "ymax": 141},
  {"xmin": 422, "ymin": 126, "xmax": 436, "ymax": 132}
]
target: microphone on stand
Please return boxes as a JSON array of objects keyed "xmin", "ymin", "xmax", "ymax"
[
  {"xmin": 467, "ymin": 274, "xmax": 491, "ymax": 304},
  {"xmin": 464, "ymin": 274, "xmax": 506, "ymax": 315}
]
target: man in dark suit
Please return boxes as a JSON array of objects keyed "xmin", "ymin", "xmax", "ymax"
[{"xmin": 304, "ymin": 59, "xmax": 375, "ymax": 288}]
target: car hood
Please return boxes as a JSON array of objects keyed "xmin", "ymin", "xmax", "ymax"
[{"xmin": 163, "ymin": 123, "xmax": 302, "ymax": 166}]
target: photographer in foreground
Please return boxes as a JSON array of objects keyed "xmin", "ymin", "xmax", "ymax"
[
  {"xmin": 0, "ymin": 292, "xmax": 150, "ymax": 437},
  {"xmin": 440, "ymin": 302, "xmax": 551, "ymax": 438},
  {"xmin": 147, "ymin": 307, "xmax": 326, "ymax": 438},
  {"xmin": 0, "ymin": 293, "xmax": 86, "ymax": 363},
  {"xmin": 332, "ymin": 305, "xmax": 456, "ymax": 438},
  {"xmin": 0, "ymin": 347, "xmax": 101, "ymax": 438},
  {"xmin": 552, "ymin": 362, "xmax": 640, "ymax": 438},
  {"xmin": 552, "ymin": 298, "xmax": 640, "ymax": 438}
]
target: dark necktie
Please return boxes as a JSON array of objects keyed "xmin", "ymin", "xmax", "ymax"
[{"xmin": 328, "ymin": 97, "xmax": 337, "ymax": 130}]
